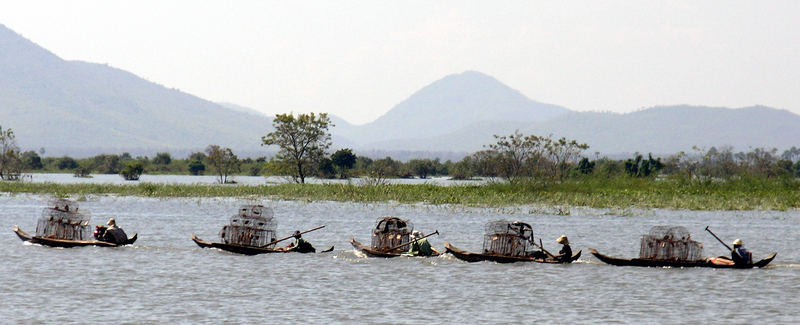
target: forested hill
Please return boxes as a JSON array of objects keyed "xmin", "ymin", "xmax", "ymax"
[{"xmin": 0, "ymin": 24, "xmax": 272, "ymax": 157}]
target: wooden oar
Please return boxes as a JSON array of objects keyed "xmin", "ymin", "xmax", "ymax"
[
  {"xmin": 705, "ymin": 226, "xmax": 733, "ymax": 251},
  {"xmin": 385, "ymin": 230, "xmax": 439, "ymax": 252},
  {"xmin": 261, "ymin": 225, "xmax": 325, "ymax": 247},
  {"xmin": 533, "ymin": 238, "xmax": 557, "ymax": 259}
]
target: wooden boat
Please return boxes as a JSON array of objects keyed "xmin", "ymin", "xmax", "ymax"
[
  {"xmin": 349, "ymin": 237, "xmax": 441, "ymax": 258},
  {"xmin": 589, "ymin": 248, "xmax": 777, "ymax": 269},
  {"xmin": 13, "ymin": 225, "xmax": 137, "ymax": 248},
  {"xmin": 444, "ymin": 242, "xmax": 581, "ymax": 264},
  {"xmin": 192, "ymin": 234, "xmax": 333, "ymax": 255},
  {"xmin": 191, "ymin": 234, "xmax": 284, "ymax": 255}
]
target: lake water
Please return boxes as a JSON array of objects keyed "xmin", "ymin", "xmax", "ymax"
[{"xmin": 1, "ymin": 194, "xmax": 798, "ymax": 324}]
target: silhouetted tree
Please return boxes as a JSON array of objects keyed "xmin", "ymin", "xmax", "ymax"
[
  {"xmin": 261, "ymin": 113, "xmax": 332, "ymax": 183},
  {"xmin": 206, "ymin": 145, "xmax": 240, "ymax": 183},
  {"xmin": 331, "ymin": 148, "xmax": 356, "ymax": 179}
]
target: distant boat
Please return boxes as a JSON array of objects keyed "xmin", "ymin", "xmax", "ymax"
[
  {"xmin": 444, "ymin": 220, "xmax": 579, "ymax": 264},
  {"xmin": 13, "ymin": 199, "xmax": 136, "ymax": 248},
  {"xmin": 350, "ymin": 216, "xmax": 441, "ymax": 257}
]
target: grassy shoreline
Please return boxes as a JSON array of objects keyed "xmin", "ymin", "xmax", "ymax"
[{"xmin": 1, "ymin": 177, "xmax": 798, "ymax": 211}]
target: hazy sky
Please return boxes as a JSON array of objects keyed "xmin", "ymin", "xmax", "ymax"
[{"xmin": 2, "ymin": 1, "xmax": 799, "ymax": 124}]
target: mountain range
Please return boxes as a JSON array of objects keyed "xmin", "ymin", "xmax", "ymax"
[{"xmin": 1, "ymin": 23, "xmax": 798, "ymax": 159}]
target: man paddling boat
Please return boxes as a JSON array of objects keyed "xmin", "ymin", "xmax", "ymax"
[
  {"xmin": 285, "ymin": 230, "xmax": 316, "ymax": 253},
  {"xmin": 731, "ymin": 239, "xmax": 753, "ymax": 266},
  {"xmin": 407, "ymin": 231, "xmax": 433, "ymax": 256}
]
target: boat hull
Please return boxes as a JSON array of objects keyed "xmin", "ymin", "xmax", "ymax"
[
  {"xmin": 191, "ymin": 234, "xmax": 284, "ymax": 255},
  {"xmin": 444, "ymin": 242, "xmax": 581, "ymax": 264},
  {"xmin": 589, "ymin": 248, "xmax": 776, "ymax": 269},
  {"xmin": 13, "ymin": 225, "xmax": 137, "ymax": 248}
]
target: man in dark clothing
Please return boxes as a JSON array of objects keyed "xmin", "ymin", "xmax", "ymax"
[
  {"xmin": 556, "ymin": 235, "xmax": 573, "ymax": 262},
  {"xmin": 95, "ymin": 218, "xmax": 128, "ymax": 244},
  {"xmin": 731, "ymin": 238, "xmax": 752, "ymax": 266},
  {"xmin": 287, "ymin": 230, "xmax": 316, "ymax": 253}
]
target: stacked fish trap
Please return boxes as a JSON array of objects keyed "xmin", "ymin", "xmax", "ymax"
[
  {"xmin": 639, "ymin": 226, "xmax": 703, "ymax": 261},
  {"xmin": 35, "ymin": 199, "xmax": 91, "ymax": 240},
  {"xmin": 219, "ymin": 205, "xmax": 277, "ymax": 247},
  {"xmin": 371, "ymin": 216, "xmax": 413, "ymax": 250},
  {"xmin": 483, "ymin": 220, "xmax": 534, "ymax": 256}
]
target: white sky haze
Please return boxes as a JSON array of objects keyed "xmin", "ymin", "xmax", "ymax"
[{"xmin": 2, "ymin": 1, "xmax": 799, "ymax": 124}]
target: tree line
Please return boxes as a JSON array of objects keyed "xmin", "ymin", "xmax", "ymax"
[{"xmin": 2, "ymin": 118, "xmax": 800, "ymax": 184}]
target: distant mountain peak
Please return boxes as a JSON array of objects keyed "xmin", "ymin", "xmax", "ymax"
[{"xmin": 345, "ymin": 70, "xmax": 569, "ymax": 143}]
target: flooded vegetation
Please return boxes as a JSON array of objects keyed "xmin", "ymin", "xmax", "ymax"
[{"xmin": 1, "ymin": 175, "xmax": 798, "ymax": 210}]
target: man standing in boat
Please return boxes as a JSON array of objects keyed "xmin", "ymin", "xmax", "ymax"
[
  {"xmin": 555, "ymin": 235, "xmax": 572, "ymax": 262},
  {"xmin": 731, "ymin": 239, "xmax": 752, "ymax": 266},
  {"xmin": 287, "ymin": 230, "xmax": 316, "ymax": 253},
  {"xmin": 407, "ymin": 231, "xmax": 433, "ymax": 256}
]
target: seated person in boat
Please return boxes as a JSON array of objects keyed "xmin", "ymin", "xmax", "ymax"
[
  {"xmin": 94, "ymin": 218, "xmax": 128, "ymax": 244},
  {"xmin": 286, "ymin": 230, "xmax": 316, "ymax": 253},
  {"xmin": 556, "ymin": 235, "xmax": 572, "ymax": 261},
  {"xmin": 731, "ymin": 238, "xmax": 752, "ymax": 266},
  {"xmin": 407, "ymin": 231, "xmax": 433, "ymax": 256}
]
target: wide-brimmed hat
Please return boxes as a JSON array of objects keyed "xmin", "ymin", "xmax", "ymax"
[
  {"xmin": 107, "ymin": 218, "xmax": 116, "ymax": 226},
  {"xmin": 732, "ymin": 238, "xmax": 743, "ymax": 246},
  {"xmin": 556, "ymin": 235, "xmax": 569, "ymax": 245},
  {"xmin": 411, "ymin": 230, "xmax": 421, "ymax": 239}
]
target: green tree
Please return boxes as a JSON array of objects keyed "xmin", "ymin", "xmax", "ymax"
[
  {"xmin": 187, "ymin": 159, "xmax": 206, "ymax": 175},
  {"xmin": 120, "ymin": 161, "xmax": 145, "ymax": 180},
  {"xmin": 261, "ymin": 113, "xmax": 332, "ymax": 183},
  {"xmin": 21, "ymin": 150, "xmax": 43, "ymax": 170},
  {"xmin": 317, "ymin": 157, "xmax": 336, "ymax": 178},
  {"xmin": 577, "ymin": 157, "xmax": 595, "ymax": 175},
  {"xmin": 153, "ymin": 152, "xmax": 172, "ymax": 165},
  {"xmin": 407, "ymin": 159, "xmax": 434, "ymax": 179},
  {"xmin": 93, "ymin": 154, "xmax": 122, "ymax": 174},
  {"xmin": 488, "ymin": 131, "xmax": 547, "ymax": 182},
  {"xmin": 449, "ymin": 156, "xmax": 475, "ymax": 180},
  {"xmin": 624, "ymin": 153, "xmax": 663, "ymax": 177},
  {"xmin": 206, "ymin": 145, "xmax": 240, "ymax": 184},
  {"xmin": 56, "ymin": 156, "xmax": 79, "ymax": 170},
  {"xmin": 0, "ymin": 126, "xmax": 22, "ymax": 180},
  {"xmin": 331, "ymin": 148, "xmax": 357, "ymax": 178}
]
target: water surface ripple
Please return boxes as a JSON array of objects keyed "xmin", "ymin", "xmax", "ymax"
[{"xmin": 1, "ymin": 194, "xmax": 797, "ymax": 324}]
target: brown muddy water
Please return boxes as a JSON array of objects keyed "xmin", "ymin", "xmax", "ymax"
[{"xmin": 2, "ymin": 194, "xmax": 798, "ymax": 324}]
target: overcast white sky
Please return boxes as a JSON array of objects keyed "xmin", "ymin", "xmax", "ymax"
[{"xmin": 2, "ymin": 1, "xmax": 799, "ymax": 124}]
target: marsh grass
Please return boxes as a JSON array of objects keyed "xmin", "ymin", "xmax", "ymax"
[{"xmin": 1, "ymin": 176, "xmax": 798, "ymax": 210}]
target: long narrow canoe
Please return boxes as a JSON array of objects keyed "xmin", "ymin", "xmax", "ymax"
[
  {"xmin": 589, "ymin": 248, "xmax": 777, "ymax": 269},
  {"xmin": 191, "ymin": 234, "xmax": 284, "ymax": 255},
  {"xmin": 349, "ymin": 237, "xmax": 441, "ymax": 258},
  {"xmin": 13, "ymin": 225, "xmax": 137, "ymax": 248},
  {"xmin": 444, "ymin": 242, "xmax": 581, "ymax": 264},
  {"xmin": 191, "ymin": 234, "xmax": 333, "ymax": 255}
]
